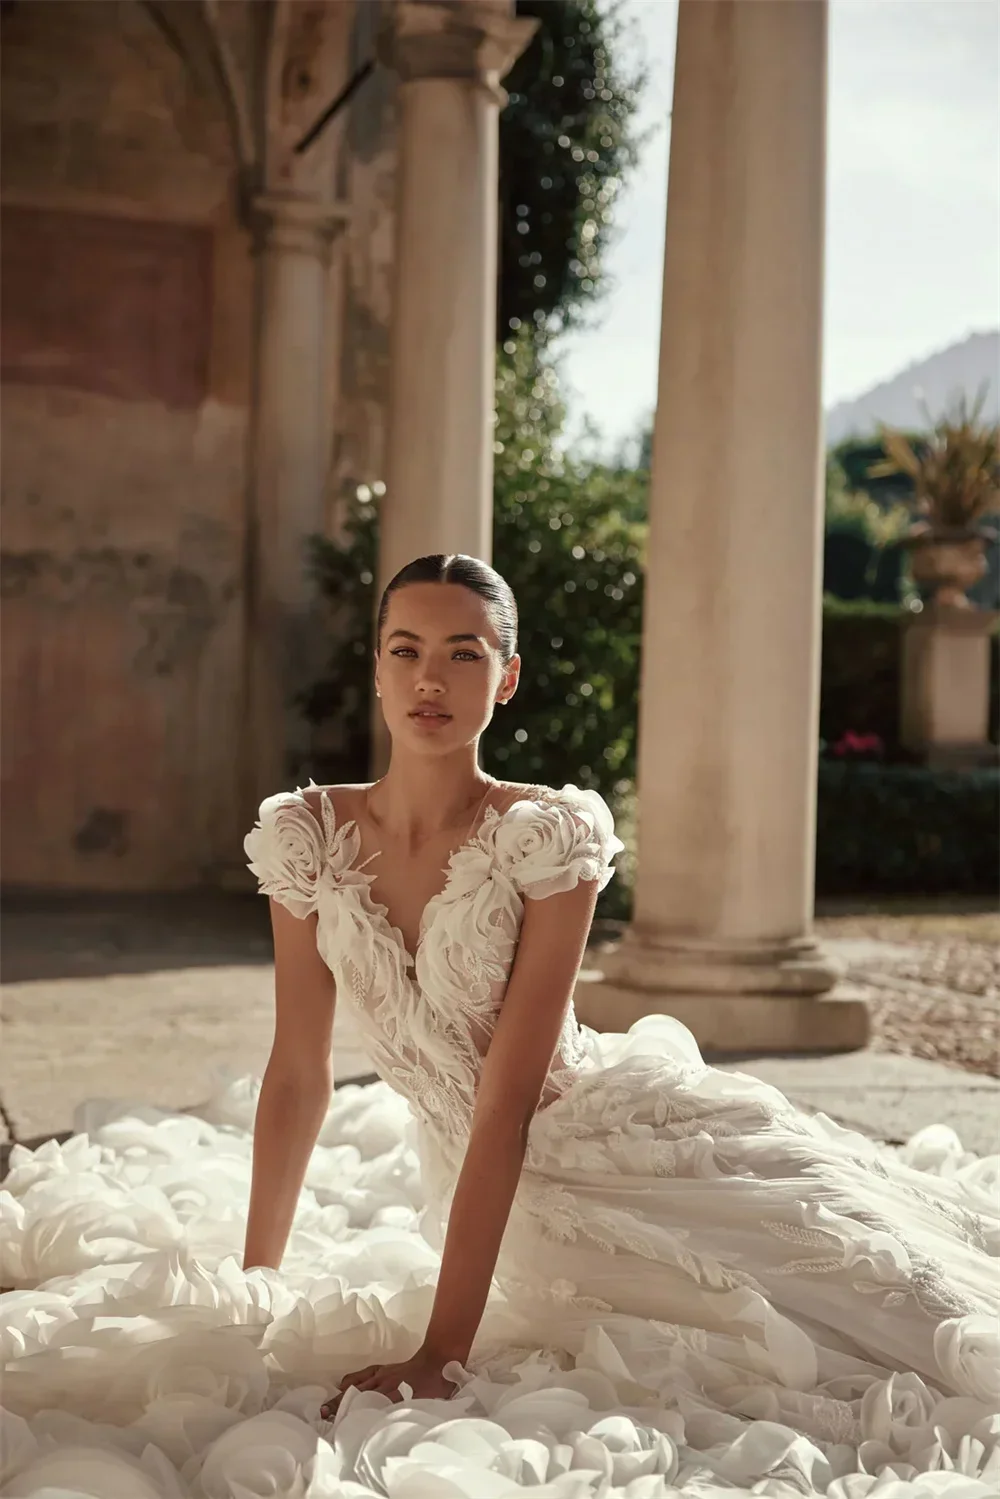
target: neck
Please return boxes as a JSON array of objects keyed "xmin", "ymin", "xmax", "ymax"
[{"xmin": 368, "ymin": 750, "xmax": 494, "ymax": 842}]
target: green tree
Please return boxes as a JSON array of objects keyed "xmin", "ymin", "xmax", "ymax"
[
  {"xmin": 831, "ymin": 436, "xmax": 920, "ymax": 506},
  {"xmin": 486, "ymin": 335, "xmax": 646, "ymax": 791},
  {"xmin": 499, "ymin": 0, "xmax": 643, "ymax": 340}
]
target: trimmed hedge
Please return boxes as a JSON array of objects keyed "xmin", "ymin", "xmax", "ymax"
[
  {"xmin": 815, "ymin": 762, "xmax": 999, "ymax": 896},
  {"xmin": 598, "ymin": 762, "xmax": 998, "ymax": 919},
  {"xmin": 823, "ymin": 532, "xmax": 904, "ymax": 605},
  {"xmin": 820, "ymin": 599, "xmax": 902, "ymax": 752}
]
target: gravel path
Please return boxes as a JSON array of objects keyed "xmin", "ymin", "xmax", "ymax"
[
  {"xmin": 816, "ymin": 911, "xmax": 999, "ymax": 1078},
  {"xmin": 853, "ymin": 950, "xmax": 998, "ymax": 1078}
]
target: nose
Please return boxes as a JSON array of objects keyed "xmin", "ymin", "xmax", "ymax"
[{"xmin": 415, "ymin": 663, "xmax": 446, "ymax": 695}]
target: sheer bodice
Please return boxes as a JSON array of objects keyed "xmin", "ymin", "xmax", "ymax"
[{"xmin": 244, "ymin": 782, "xmax": 623, "ymax": 1154}]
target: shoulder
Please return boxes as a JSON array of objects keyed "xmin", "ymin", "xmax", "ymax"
[
  {"xmin": 295, "ymin": 781, "xmax": 370, "ymax": 826},
  {"xmin": 504, "ymin": 781, "xmax": 618, "ymax": 833},
  {"xmin": 492, "ymin": 782, "xmax": 624, "ymax": 900},
  {"xmin": 489, "ymin": 780, "xmax": 605, "ymax": 814},
  {"xmin": 243, "ymin": 782, "xmax": 366, "ymax": 916}
]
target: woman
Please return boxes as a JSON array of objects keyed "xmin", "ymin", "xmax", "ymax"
[{"xmin": 243, "ymin": 554, "xmax": 998, "ymax": 1446}]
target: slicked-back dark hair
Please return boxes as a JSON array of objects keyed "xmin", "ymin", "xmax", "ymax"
[{"xmin": 376, "ymin": 554, "xmax": 518, "ymax": 662}]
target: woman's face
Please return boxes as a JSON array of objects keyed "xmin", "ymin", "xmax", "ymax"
[{"xmin": 374, "ymin": 582, "xmax": 519, "ymax": 755}]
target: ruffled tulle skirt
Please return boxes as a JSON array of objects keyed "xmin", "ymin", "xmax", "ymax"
[{"xmin": 2, "ymin": 1015, "xmax": 998, "ymax": 1499}]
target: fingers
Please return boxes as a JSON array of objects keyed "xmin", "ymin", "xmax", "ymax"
[
  {"xmin": 375, "ymin": 1372, "xmax": 405, "ymax": 1399},
  {"xmin": 319, "ymin": 1364, "xmax": 388, "ymax": 1419},
  {"xmin": 320, "ymin": 1368, "xmax": 450, "ymax": 1418},
  {"xmin": 320, "ymin": 1360, "xmax": 447, "ymax": 1418}
]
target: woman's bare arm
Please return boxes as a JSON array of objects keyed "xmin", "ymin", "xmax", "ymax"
[
  {"xmin": 421, "ymin": 876, "xmax": 600, "ymax": 1363},
  {"xmin": 243, "ymin": 897, "xmax": 336, "ymax": 1271}
]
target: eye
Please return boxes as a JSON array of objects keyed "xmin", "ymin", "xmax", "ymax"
[{"xmin": 389, "ymin": 645, "xmax": 482, "ymax": 662}]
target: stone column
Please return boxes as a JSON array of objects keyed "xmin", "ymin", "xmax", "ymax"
[
  {"xmin": 377, "ymin": 0, "xmax": 536, "ymax": 583},
  {"xmin": 246, "ymin": 191, "xmax": 347, "ymax": 808},
  {"xmin": 577, "ymin": 0, "xmax": 868, "ymax": 1053},
  {"xmin": 369, "ymin": 1, "xmax": 536, "ymax": 776}
]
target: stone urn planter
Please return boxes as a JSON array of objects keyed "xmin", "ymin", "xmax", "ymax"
[
  {"xmin": 872, "ymin": 402, "xmax": 999, "ymax": 764},
  {"xmin": 871, "ymin": 398, "xmax": 998, "ymax": 609},
  {"xmin": 905, "ymin": 522, "xmax": 995, "ymax": 609}
]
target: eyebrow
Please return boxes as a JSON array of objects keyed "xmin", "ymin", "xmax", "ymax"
[{"xmin": 386, "ymin": 630, "xmax": 486, "ymax": 645}]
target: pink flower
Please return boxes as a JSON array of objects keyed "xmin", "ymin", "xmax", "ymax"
[{"xmin": 831, "ymin": 731, "xmax": 884, "ymax": 759}]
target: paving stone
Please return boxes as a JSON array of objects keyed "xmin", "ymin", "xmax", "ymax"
[
  {"xmin": 2, "ymin": 896, "xmax": 996, "ymax": 1165},
  {"xmin": 720, "ymin": 1051, "xmax": 1000, "ymax": 1156}
]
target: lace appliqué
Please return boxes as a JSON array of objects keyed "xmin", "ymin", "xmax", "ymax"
[
  {"xmin": 496, "ymin": 1272, "xmax": 614, "ymax": 1316},
  {"xmin": 766, "ymin": 1205, "xmax": 979, "ymax": 1321},
  {"xmin": 246, "ymin": 783, "xmax": 623, "ymax": 1150}
]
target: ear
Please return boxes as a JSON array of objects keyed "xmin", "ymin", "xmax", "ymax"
[
  {"xmin": 497, "ymin": 654, "xmax": 521, "ymax": 705},
  {"xmin": 373, "ymin": 648, "xmax": 382, "ymax": 699}
]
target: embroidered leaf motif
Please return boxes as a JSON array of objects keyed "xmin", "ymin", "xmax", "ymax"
[
  {"xmin": 766, "ymin": 1222, "xmax": 844, "ymax": 1250},
  {"xmin": 773, "ymin": 1258, "xmax": 847, "ymax": 1275}
]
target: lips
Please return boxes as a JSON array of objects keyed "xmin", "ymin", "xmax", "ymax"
[{"xmin": 409, "ymin": 708, "xmax": 452, "ymax": 720}]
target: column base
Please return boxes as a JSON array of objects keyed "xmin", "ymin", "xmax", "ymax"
[
  {"xmin": 597, "ymin": 929, "xmax": 842, "ymax": 996},
  {"xmin": 574, "ymin": 973, "xmax": 870, "ymax": 1054},
  {"xmin": 576, "ymin": 930, "xmax": 869, "ymax": 1054}
]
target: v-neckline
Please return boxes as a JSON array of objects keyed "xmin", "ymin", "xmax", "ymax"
[
  {"xmin": 307, "ymin": 781, "xmax": 546, "ymax": 974},
  {"xmin": 351, "ymin": 797, "xmax": 504, "ymax": 973}
]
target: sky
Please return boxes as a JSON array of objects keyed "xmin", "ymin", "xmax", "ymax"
[{"xmin": 558, "ymin": 0, "xmax": 1000, "ymax": 451}]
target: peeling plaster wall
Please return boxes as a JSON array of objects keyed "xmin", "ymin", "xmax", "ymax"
[{"xmin": 1, "ymin": 1, "xmax": 252, "ymax": 889}]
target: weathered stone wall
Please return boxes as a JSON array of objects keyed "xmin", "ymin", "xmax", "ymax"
[
  {"xmin": 1, "ymin": 0, "xmax": 404, "ymax": 887},
  {"xmin": 1, "ymin": 1, "xmax": 252, "ymax": 888}
]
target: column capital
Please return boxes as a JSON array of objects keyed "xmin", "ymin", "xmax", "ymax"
[
  {"xmin": 251, "ymin": 192, "xmax": 350, "ymax": 257},
  {"xmin": 380, "ymin": 0, "xmax": 538, "ymax": 102}
]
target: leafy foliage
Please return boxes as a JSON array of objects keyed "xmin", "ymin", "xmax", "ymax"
[
  {"xmin": 823, "ymin": 456, "xmax": 910, "ymax": 603},
  {"xmin": 485, "ymin": 338, "xmax": 647, "ymax": 790},
  {"xmin": 815, "ymin": 762, "xmax": 1000, "ymax": 896},
  {"xmin": 831, "ymin": 437, "xmax": 921, "ymax": 506},
  {"xmin": 819, "ymin": 599, "xmax": 902, "ymax": 753},
  {"xmin": 299, "ymin": 502, "xmax": 378, "ymax": 784},
  {"xmin": 871, "ymin": 392, "xmax": 1000, "ymax": 531},
  {"xmin": 499, "ymin": 0, "xmax": 644, "ymax": 340}
]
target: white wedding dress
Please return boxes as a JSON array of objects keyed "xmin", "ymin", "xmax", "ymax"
[{"xmin": 1, "ymin": 783, "xmax": 997, "ymax": 1499}]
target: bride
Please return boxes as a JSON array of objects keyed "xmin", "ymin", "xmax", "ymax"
[
  {"xmin": 243, "ymin": 556, "xmax": 998, "ymax": 1429},
  {"xmin": 2, "ymin": 551, "xmax": 996, "ymax": 1499}
]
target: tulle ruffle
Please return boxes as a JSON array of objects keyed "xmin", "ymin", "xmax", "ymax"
[{"xmin": 2, "ymin": 1072, "xmax": 998, "ymax": 1499}]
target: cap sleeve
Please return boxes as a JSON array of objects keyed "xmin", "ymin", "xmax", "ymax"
[
  {"xmin": 499, "ymin": 784, "xmax": 625, "ymax": 901},
  {"xmin": 244, "ymin": 789, "xmax": 327, "ymax": 919}
]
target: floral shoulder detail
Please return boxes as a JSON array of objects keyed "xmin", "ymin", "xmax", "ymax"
[
  {"xmin": 243, "ymin": 783, "xmax": 364, "ymax": 919},
  {"xmin": 496, "ymin": 783, "xmax": 625, "ymax": 901}
]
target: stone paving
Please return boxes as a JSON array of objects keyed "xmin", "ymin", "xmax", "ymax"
[{"xmin": 2, "ymin": 893, "xmax": 998, "ymax": 1172}]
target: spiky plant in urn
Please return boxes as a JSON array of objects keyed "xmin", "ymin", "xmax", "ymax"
[{"xmin": 871, "ymin": 393, "xmax": 999, "ymax": 609}]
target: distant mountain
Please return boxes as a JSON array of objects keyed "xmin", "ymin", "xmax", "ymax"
[{"xmin": 825, "ymin": 330, "xmax": 999, "ymax": 446}]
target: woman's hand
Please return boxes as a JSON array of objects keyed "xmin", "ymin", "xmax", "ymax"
[{"xmin": 320, "ymin": 1347, "xmax": 461, "ymax": 1418}]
